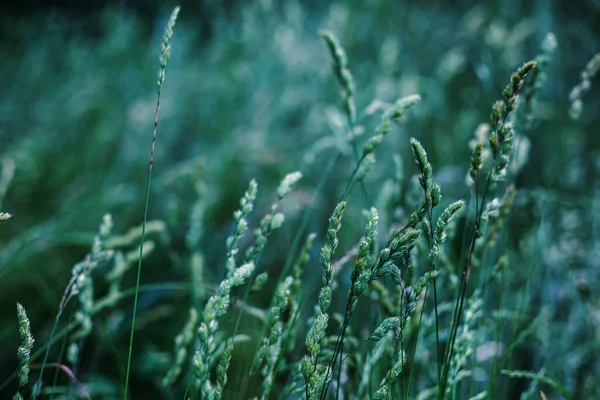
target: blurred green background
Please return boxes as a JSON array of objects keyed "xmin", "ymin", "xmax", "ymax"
[{"xmin": 1, "ymin": 0, "xmax": 599, "ymax": 398}]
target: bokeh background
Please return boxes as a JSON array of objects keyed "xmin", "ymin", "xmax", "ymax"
[{"xmin": 1, "ymin": 0, "xmax": 599, "ymax": 398}]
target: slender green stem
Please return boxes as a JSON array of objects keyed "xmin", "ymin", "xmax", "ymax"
[
  {"xmin": 440, "ymin": 155, "xmax": 498, "ymax": 398},
  {"xmin": 398, "ymin": 286, "xmax": 406, "ymax": 400},
  {"xmin": 406, "ymin": 285, "xmax": 429, "ymax": 399},
  {"xmin": 320, "ymin": 317, "xmax": 350, "ymax": 400},
  {"xmin": 426, "ymin": 204, "xmax": 442, "ymax": 391},
  {"xmin": 33, "ymin": 307, "xmax": 64, "ymax": 399},
  {"xmin": 489, "ymin": 252, "xmax": 507, "ymax": 397},
  {"xmin": 123, "ymin": 81, "xmax": 161, "ymax": 400},
  {"xmin": 334, "ymin": 339, "xmax": 344, "ymax": 400},
  {"xmin": 124, "ymin": 8, "xmax": 179, "ymax": 397},
  {"xmin": 432, "ymin": 278, "xmax": 441, "ymax": 383},
  {"xmin": 33, "ymin": 272, "xmax": 79, "ymax": 399},
  {"xmin": 50, "ymin": 308, "xmax": 74, "ymax": 400}
]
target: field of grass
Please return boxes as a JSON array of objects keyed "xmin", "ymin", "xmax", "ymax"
[{"xmin": 1, "ymin": 1, "xmax": 599, "ymax": 399}]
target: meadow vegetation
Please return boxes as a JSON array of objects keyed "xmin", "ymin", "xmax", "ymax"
[{"xmin": 1, "ymin": 1, "xmax": 599, "ymax": 399}]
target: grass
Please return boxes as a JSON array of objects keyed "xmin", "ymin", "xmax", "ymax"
[{"xmin": 1, "ymin": 1, "xmax": 599, "ymax": 399}]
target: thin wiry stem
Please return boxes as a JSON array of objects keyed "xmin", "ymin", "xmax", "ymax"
[
  {"xmin": 122, "ymin": 92, "xmax": 159, "ymax": 400},
  {"xmin": 31, "ymin": 363, "xmax": 91, "ymax": 400},
  {"xmin": 440, "ymin": 165, "xmax": 493, "ymax": 398},
  {"xmin": 123, "ymin": 7, "xmax": 179, "ymax": 400},
  {"xmin": 50, "ymin": 308, "xmax": 74, "ymax": 400},
  {"xmin": 406, "ymin": 285, "xmax": 429, "ymax": 399},
  {"xmin": 427, "ymin": 200, "xmax": 442, "ymax": 391},
  {"xmin": 34, "ymin": 270, "xmax": 80, "ymax": 399}
]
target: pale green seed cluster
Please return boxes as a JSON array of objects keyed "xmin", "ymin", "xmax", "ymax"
[
  {"xmin": 475, "ymin": 185, "xmax": 515, "ymax": 252},
  {"xmin": 353, "ymin": 95, "xmax": 421, "ymax": 186},
  {"xmin": 347, "ymin": 216, "xmax": 421, "ymax": 316},
  {"xmin": 469, "ymin": 141, "xmax": 484, "ymax": 183},
  {"xmin": 301, "ymin": 201, "xmax": 346, "ymax": 400},
  {"xmin": 569, "ymin": 52, "xmax": 600, "ymax": 120},
  {"xmin": 243, "ymin": 212, "xmax": 282, "ymax": 264},
  {"xmin": 191, "ymin": 172, "xmax": 301, "ymax": 398},
  {"xmin": 67, "ymin": 214, "xmax": 115, "ymax": 364},
  {"xmin": 489, "ymin": 61, "xmax": 536, "ymax": 182},
  {"xmin": 105, "ymin": 220, "xmax": 167, "ymax": 248},
  {"xmin": 157, "ymin": 6, "xmax": 181, "ymax": 92},
  {"xmin": 523, "ymin": 32, "xmax": 557, "ymax": 127},
  {"xmin": 256, "ymin": 233, "xmax": 317, "ymax": 400},
  {"xmin": 190, "ymin": 179, "xmax": 260, "ymax": 397},
  {"xmin": 319, "ymin": 31, "xmax": 356, "ymax": 124},
  {"xmin": 0, "ymin": 158, "xmax": 15, "ymax": 222},
  {"xmin": 252, "ymin": 276, "xmax": 294, "ymax": 400},
  {"xmin": 186, "ymin": 158, "xmax": 208, "ymax": 304},
  {"xmin": 368, "ymin": 316, "xmax": 400, "ymax": 342},
  {"xmin": 410, "ymin": 138, "xmax": 434, "ymax": 207},
  {"xmin": 252, "ymin": 276, "xmax": 294, "ymax": 370},
  {"xmin": 162, "ymin": 308, "xmax": 198, "ymax": 388},
  {"xmin": 104, "ymin": 222, "xmax": 165, "ymax": 304},
  {"xmin": 315, "ymin": 199, "xmax": 430, "ymax": 398},
  {"xmin": 285, "ymin": 233, "xmax": 317, "ymax": 352},
  {"xmin": 361, "ymin": 95, "xmax": 422, "ymax": 161},
  {"xmin": 371, "ymin": 350, "xmax": 406, "ymax": 400},
  {"xmin": 226, "ymin": 180, "xmax": 257, "ymax": 273},
  {"xmin": 318, "ymin": 202, "xmax": 346, "ymax": 313},
  {"xmin": 250, "ymin": 271, "xmax": 269, "ymax": 293},
  {"xmin": 245, "ymin": 172, "xmax": 300, "ymax": 265},
  {"xmin": 429, "ymin": 200, "xmax": 464, "ymax": 265},
  {"xmin": 364, "ymin": 267, "xmax": 434, "ymax": 400},
  {"xmin": 23, "ymin": 212, "xmax": 161, "ymax": 399},
  {"xmin": 192, "ymin": 261, "xmax": 255, "ymax": 396},
  {"xmin": 402, "ymin": 271, "xmax": 438, "ymax": 318},
  {"xmin": 444, "ymin": 292, "xmax": 482, "ymax": 397},
  {"xmin": 15, "ymin": 303, "xmax": 34, "ymax": 400},
  {"xmin": 351, "ymin": 207, "xmax": 378, "ymax": 286},
  {"xmin": 277, "ymin": 171, "xmax": 303, "ymax": 199},
  {"xmin": 183, "ymin": 172, "xmax": 301, "ymax": 399},
  {"xmin": 319, "ymin": 30, "xmax": 420, "ymax": 202},
  {"xmin": 214, "ymin": 343, "xmax": 233, "ymax": 400},
  {"xmin": 409, "ymin": 137, "xmax": 463, "ymax": 267}
]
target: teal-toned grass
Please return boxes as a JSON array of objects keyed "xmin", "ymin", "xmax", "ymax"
[
  {"xmin": 14, "ymin": 303, "xmax": 34, "ymax": 400},
  {"xmin": 122, "ymin": 6, "xmax": 180, "ymax": 400},
  {"xmin": 439, "ymin": 61, "xmax": 536, "ymax": 400},
  {"xmin": 4, "ymin": 5, "xmax": 593, "ymax": 397}
]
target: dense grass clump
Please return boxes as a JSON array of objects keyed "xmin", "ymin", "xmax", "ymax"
[{"xmin": 1, "ymin": 1, "xmax": 599, "ymax": 399}]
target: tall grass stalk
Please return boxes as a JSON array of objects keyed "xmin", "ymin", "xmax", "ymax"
[
  {"xmin": 439, "ymin": 61, "xmax": 536, "ymax": 399},
  {"xmin": 123, "ymin": 7, "xmax": 180, "ymax": 400}
]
